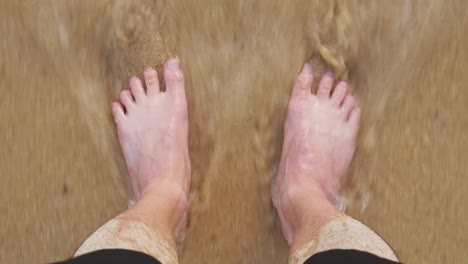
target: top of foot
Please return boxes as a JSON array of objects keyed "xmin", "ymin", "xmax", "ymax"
[{"xmin": 274, "ymin": 63, "xmax": 361, "ymax": 245}]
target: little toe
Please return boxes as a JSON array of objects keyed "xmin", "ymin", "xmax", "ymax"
[
  {"xmin": 111, "ymin": 102, "xmax": 126, "ymax": 124},
  {"xmin": 291, "ymin": 63, "xmax": 313, "ymax": 98},
  {"xmin": 331, "ymin": 81, "xmax": 348, "ymax": 106},
  {"xmin": 129, "ymin": 76, "xmax": 145, "ymax": 102},
  {"xmin": 348, "ymin": 107, "xmax": 361, "ymax": 129},
  {"xmin": 120, "ymin": 90, "xmax": 135, "ymax": 110},
  {"xmin": 164, "ymin": 58, "xmax": 186, "ymax": 98},
  {"xmin": 144, "ymin": 67, "xmax": 160, "ymax": 96},
  {"xmin": 316, "ymin": 72, "xmax": 334, "ymax": 99}
]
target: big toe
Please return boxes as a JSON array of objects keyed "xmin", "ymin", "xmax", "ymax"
[
  {"xmin": 164, "ymin": 58, "xmax": 186, "ymax": 100},
  {"xmin": 291, "ymin": 63, "xmax": 313, "ymax": 98}
]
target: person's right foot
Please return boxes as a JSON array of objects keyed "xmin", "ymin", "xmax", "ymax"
[{"xmin": 273, "ymin": 63, "xmax": 361, "ymax": 246}]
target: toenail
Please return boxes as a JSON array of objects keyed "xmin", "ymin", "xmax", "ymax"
[
  {"xmin": 130, "ymin": 76, "xmax": 140, "ymax": 83},
  {"xmin": 302, "ymin": 63, "xmax": 312, "ymax": 74},
  {"xmin": 145, "ymin": 66, "xmax": 154, "ymax": 72},
  {"xmin": 325, "ymin": 70, "xmax": 334, "ymax": 77},
  {"xmin": 166, "ymin": 59, "xmax": 180, "ymax": 71}
]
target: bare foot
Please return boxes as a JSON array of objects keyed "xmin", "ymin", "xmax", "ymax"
[
  {"xmin": 111, "ymin": 58, "xmax": 191, "ymax": 240},
  {"xmin": 273, "ymin": 63, "xmax": 361, "ymax": 246}
]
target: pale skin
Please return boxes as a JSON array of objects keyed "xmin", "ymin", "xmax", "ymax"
[
  {"xmin": 111, "ymin": 59, "xmax": 360, "ymax": 254},
  {"xmin": 274, "ymin": 63, "xmax": 360, "ymax": 253},
  {"xmin": 111, "ymin": 58, "xmax": 191, "ymax": 243}
]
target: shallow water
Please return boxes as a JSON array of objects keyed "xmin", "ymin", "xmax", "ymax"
[{"xmin": 1, "ymin": 1, "xmax": 467, "ymax": 263}]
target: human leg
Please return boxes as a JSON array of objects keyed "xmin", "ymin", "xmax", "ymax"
[
  {"xmin": 73, "ymin": 58, "xmax": 190, "ymax": 264},
  {"xmin": 273, "ymin": 63, "xmax": 398, "ymax": 263}
]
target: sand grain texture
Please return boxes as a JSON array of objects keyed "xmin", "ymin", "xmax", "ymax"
[{"xmin": 1, "ymin": 1, "xmax": 467, "ymax": 263}]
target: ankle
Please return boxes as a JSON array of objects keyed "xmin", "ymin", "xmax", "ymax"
[
  {"xmin": 121, "ymin": 196, "xmax": 174, "ymax": 241},
  {"xmin": 289, "ymin": 183, "xmax": 343, "ymax": 251},
  {"xmin": 123, "ymin": 182, "xmax": 188, "ymax": 242}
]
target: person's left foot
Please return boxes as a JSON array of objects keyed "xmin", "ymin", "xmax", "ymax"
[
  {"xmin": 111, "ymin": 58, "xmax": 191, "ymax": 239},
  {"xmin": 273, "ymin": 63, "xmax": 360, "ymax": 246}
]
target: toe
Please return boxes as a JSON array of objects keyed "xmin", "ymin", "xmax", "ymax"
[
  {"xmin": 111, "ymin": 102, "xmax": 126, "ymax": 124},
  {"xmin": 348, "ymin": 107, "xmax": 361, "ymax": 130},
  {"xmin": 331, "ymin": 81, "xmax": 348, "ymax": 106},
  {"xmin": 316, "ymin": 72, "xmax": 334, "ymax": 99},
  {"xmin": 164, "ymin": 58, "xmax": 186, "ymax": 98},
  {"xmin": 120, "ymin": 90, "xmax": 134, "ymax": 110},
  {"xmin": 144, "ymin": 67, "xmax": 160, "ymax": 96},
  {"xmin": 341, "ymin": 94, "xmax": 355, "ymax": 116},
  {"xmin": 291, "ymin": 63, "xmax": 313, "ymax": 98},
  {"xmin": 129, "ymin": 76, "xmax": 145, "ymax": 102}
]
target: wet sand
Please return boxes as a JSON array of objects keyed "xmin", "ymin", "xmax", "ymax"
[{"xmin": 1, "ymin": 1, "xmax": 467, "ymax": 263}]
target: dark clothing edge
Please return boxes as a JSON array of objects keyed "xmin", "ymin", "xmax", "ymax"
[{"xmin": 55, "ymin": 248, "xmax": 400, "ymax": 264}]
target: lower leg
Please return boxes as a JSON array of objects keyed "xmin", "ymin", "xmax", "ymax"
[
  {"xmin": 290, "ymin": 215, "xmax": 398, "ymax": 263},
  {"xmin": 274, "ymin": 63, "xmax": 397, "ymax": 263},
  {"xmin": 75, "ymin": 58, "xmax": 190, "ymax": 264},
  {"xmin": 74, "ymin": 191, "xmax": 180, "ymax": 264}
]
